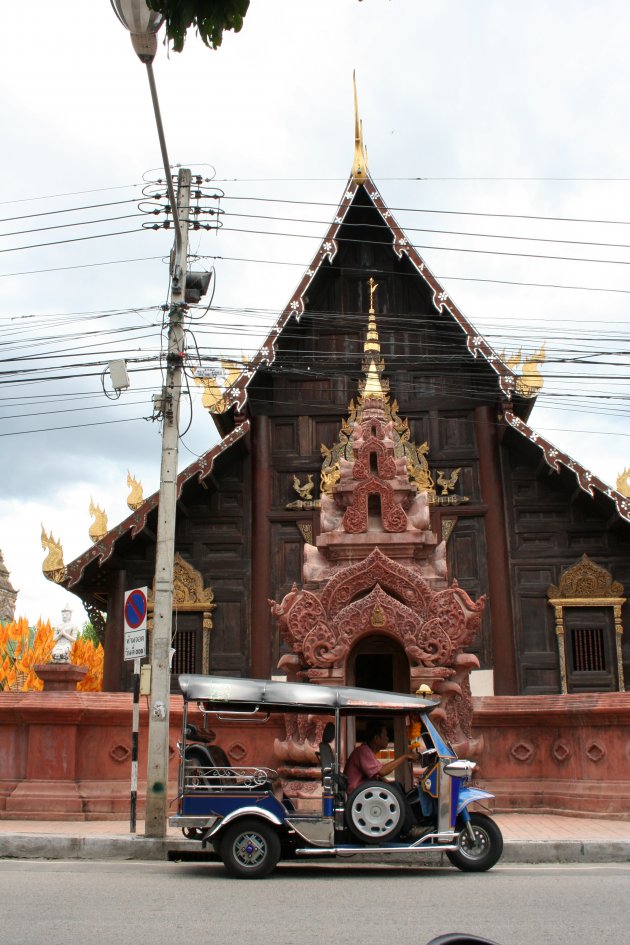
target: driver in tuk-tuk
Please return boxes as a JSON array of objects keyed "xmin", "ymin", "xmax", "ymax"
[
  {"xmin": 343, "ymin": 719, "xmax": 428, "ymax": 838},
  {"xmin": 344, "ymin": 719, "xmax": 417, "ymax": 793}
]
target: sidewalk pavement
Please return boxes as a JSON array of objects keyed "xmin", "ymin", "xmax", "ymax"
[{"xmin": 1, "ymin": 813, "xmax": 630, "ymax": 864}]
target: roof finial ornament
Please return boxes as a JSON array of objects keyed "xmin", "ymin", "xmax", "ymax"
[
  {"xmin": 364, "ymin": 276, "xmax": 380, "ymax": 355},
  {"xmin": 352, "ymin": 70, "xmax": 368, "ymax": 184},
  {"xmin": 363, "ymin": 276, "xmax": 384, "ymax": 399}
]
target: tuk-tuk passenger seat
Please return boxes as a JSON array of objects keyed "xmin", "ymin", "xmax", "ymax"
[{"xmin": 318, "ymin": 722, "xmax": 347, "ymax": 797}]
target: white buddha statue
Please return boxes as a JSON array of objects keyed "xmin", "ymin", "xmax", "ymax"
[{"xmin": 52, "ymin": 605, "xmax": 81, "ymax": 662}]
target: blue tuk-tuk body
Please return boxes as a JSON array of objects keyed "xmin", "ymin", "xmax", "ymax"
[{"xmin": 169, "ymin": 674, "xmax": 502, "ymax": 878}]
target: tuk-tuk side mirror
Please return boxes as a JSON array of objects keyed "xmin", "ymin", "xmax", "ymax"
[{"xmin": 420, "ymin": 747, "xmax": 438, "ymax": 768}]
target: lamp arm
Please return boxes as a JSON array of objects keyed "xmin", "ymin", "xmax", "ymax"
[{"xmin": 145, "ymin": 60, "xmax": 182, "ymax": 257}]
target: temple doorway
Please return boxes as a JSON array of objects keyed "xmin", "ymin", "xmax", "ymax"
[
  {"xmin": 348, "ymin": 634, "xmax": 409, "ymax": 692},
  {"xmin": 347, "ymin": 634, "xmax": 411, "ymax": 784}
]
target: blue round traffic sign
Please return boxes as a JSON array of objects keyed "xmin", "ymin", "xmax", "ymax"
[{"xmin": 125, "ymin": 589, "xmax": 147, "ymax": 630}]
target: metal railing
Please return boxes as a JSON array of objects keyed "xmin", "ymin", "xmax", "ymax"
[{"xmin": 184, "ymin": 765, "xmax": 278, "ymax": 792}]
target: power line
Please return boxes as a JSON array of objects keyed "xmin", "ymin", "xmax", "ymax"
[
  {"xmin": 0, "ymin": 198, "xmax": 140, "ymax": 225},
  {"xmin": 0, "ymin": 415, "xmax": 149, "ymax": 437},
  {"xmin": 222, "ymin": 208, "xmax": 630, "ymax": 253},
  {"xmin": 0, "ymin": 227, "xmax": 146, "ymax": 255},
  {"xmin": 0, "ymin": 183, "xmax": 141, "ymax": 207},
  {"xmin": 222, "ymin": 192, "xmax": 630, "ymax": 227},
  {"xmin": 0, "ymin": 212, "xmax": 146, "ymax": 241},
  {"xmin": 0, "ymin": 255, "xmax": 166, "ymax": 279}
]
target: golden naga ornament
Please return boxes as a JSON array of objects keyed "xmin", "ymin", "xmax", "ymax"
[
  {"xmin": 500, "ymin": 349, "xmax": 522, "ymax": 372},
  {"xmin": 351, "ymin": 70, "xmax": 369, "ymax": 185},
  {"xmin": 126, "ymin": 471, "xmax": 144, "ymax": 511},
  {"xmin": 41, "ymin": 526, "xmax": 65, "ymax": 584},
  {"xmin": 515, "ymin": 343, "xmax": 546, "ymax": 398},
  {"xmin": 406, "ymin": 441, "xmax": 435, "ymax": 496},
  {"xmin": 292, "ymin": 474, "xmax": 314, "ymax": 500},
  {"xmin": 320, "ymin": 458, "xmax": 341, "ymax": 496},
  {"xmin": 193, "ymin": 359, "xmax": 245, "ymax": 415},
  {"xmin": 88, "ymin": 498, "xmax": 108, "ymax": 544},
  {"xmin": 193, "ymin": 372, "xmax": 227, "ymax": 414},
  {"xmin": 616, "ymin": 467, "xmax": 630, "ymax": 498},
  {"xmin": 286, "ymin": 473, "xmax": 320, "ymax": 510},
  {"xmin": 436, "ymin": 468, "xmax": 461, "ymax": 495}
]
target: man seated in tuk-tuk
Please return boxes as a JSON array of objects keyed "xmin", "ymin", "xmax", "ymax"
[
  {"xmin": 344, "ymin": 719, "xmax": 417, "ymax": 793},
  {"xmin": 344, "ymin": 719, "xmax": 426, "ymax": 838}
]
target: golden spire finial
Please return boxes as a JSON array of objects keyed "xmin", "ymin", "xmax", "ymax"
[
  {"xmin": 362, "ymin": 276, "xmax": 384, "ymax": 400},
  {"xmin": 364, "ymin": 276, "xmax": 380, "ymax": 355},
  {"xmin": 363, "ymin": 361, "xmax": 385, "ymax": 399},
  {"xmin": 352, "ymin": 71, "xmax": 368, "ymax": 184}
]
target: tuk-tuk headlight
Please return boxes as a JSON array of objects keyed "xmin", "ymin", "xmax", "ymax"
[{"xmin": 443, "ymin": 759, "xmax": 476, "ymax": 779}]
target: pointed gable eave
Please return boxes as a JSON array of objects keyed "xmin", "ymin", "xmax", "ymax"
[
  {"xmin": 215, "ymin": 172, "xmax": 525, "ymax": 422},
  {"xmin": 503, "ymin": 408, "xmax": 630, "ymax": 524},
  {"xmin": 62, "ymin": 420, "xmax": 250, "ymax": 589}
]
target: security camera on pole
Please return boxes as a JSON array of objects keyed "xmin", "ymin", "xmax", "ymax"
[{"xmin": 110, "ymin": 1, "xmax": 210, "ymax": 837}]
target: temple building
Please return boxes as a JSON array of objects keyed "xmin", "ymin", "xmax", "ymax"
[
  {"xmin": 48, "ymin": 112, "xmax": 630, "ymax": 702},
  {"xmin": 0, "ymin": 549, "xmax": 17, "ymax": 624}
]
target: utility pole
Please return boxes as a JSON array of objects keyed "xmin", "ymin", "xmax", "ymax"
[{"xmin": 144, "ymin": 168, "xmax": 191, "ymax": 837}]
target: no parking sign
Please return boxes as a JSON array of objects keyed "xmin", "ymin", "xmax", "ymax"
[{"xmin": 124, "ymin": 587, "xmax": 147, "ymax": 660}]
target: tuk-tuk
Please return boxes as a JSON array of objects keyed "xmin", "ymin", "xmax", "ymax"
[{"xmin": 169, "ymin": 675, "xmax": 503, "ymax": 879}]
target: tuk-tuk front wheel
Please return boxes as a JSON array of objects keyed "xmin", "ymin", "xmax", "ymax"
[
  {"xmin": 446, "ymin": 813, "xmax": 503, "ymax": 872},
  {"xmin": 220, "ymin": 818, "xmax": 281, "ymax": 879}
]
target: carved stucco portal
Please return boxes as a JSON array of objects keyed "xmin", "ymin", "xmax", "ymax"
[{"xmin": 269, "ymin": 290, "xmax": 485, "ymax": 796}]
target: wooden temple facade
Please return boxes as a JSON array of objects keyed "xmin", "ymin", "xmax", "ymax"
[
  {"xmin": 3, "ymin": 121, "xmax": 626, "ymax": 821},
  {"xmin": 55, "ymin": 165, "xmax": 630, "ymax": 701},
  {"xmin": 36, "ymin": 97, "xmax": 626, "ymax": 710}
]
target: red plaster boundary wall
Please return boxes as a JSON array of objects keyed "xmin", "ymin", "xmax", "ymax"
[
  {"xmin": 0, "ymin": 690, "xmax": 629, "ymax": 820},
  {"xmin": 472, "ymin": 692, "xmax": 630, "ymax": 819},
  {"xmin": 0, "ymin": 692, "xmax": 284, "ymax": 821}
]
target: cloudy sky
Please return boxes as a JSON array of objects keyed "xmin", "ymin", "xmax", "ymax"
[{"xmin": 2, "ymin": 0, "xmax": 630, "ymax": 627}]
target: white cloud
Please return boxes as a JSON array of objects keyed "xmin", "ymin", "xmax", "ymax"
[{"xmin": 1, "ymin": 0, "xmax": 629, "ymax": 621}]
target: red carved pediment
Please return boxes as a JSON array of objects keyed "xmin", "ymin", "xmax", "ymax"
[
  {"xmin": 342, "ymin": 478, "xmax": 407, "ymax": 533},
  {"xmin": 321, "ymin": 547, "xmax": 431, "ymax": 618}
]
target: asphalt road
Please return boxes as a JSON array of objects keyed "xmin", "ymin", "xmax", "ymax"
[{"xmin": 1, "ymin": 859, "xmax": 627, "ymax": 945}]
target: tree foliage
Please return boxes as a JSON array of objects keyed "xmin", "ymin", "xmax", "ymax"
[
  {"xmin": 80, "ymin": 620, "xmax": 101, "ymax": 647},
  {"xmin": 146, "ymin": 0, "xmax": 250, "ymax": 53}
]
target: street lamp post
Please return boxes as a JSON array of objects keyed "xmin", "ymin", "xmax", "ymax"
[{"xmin": 110, "ymin": 0, "xmax": 189, "ymax": 837}]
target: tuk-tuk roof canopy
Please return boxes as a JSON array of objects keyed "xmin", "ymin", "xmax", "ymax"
[{"xmin": 178, "ymin": 674, "xmax": 438, "ymax": 715}]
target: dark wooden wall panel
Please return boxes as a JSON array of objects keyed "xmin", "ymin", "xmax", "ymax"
[
  {"xmin": 446, "ymin": 516, "xmax": 492, "ymax": 668},
  {"xmin": 270, "ymin": 522, "xmax": 305, "ymax": 668},
  {"xmin": 502, "ymin": 437, "xmax": 630, "ymax": 693}
]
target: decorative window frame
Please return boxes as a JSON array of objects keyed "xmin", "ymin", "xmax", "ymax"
[
  {"xmin": 547, "ymin": 554, "xmax": 626, "ymax": 694},
  {"xmin": 147, "ymin": 553, "xmax": 216, "ymax": 674}
]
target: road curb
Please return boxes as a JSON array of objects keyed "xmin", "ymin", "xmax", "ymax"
[
  {"xmin": 0, "ymin": 833, "xmax": 189, "ymax": 861},
  {"xmin": 1, "ymin": 833, "xmax": 630, "ymax": 863},
  {"xmin": 502, "ymin": 839, "xmax": 630, "ymax": 864}
]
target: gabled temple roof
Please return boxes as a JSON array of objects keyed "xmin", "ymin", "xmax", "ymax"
[
  {"xmin": 62, "ymin": 420, "xmax": 249, "ymax": 589},
  {"xmin": 61, "ymin": 145, "xmax": 630, "ymax": 595},
  {"xmin": 218, "ymin": 171, "xmax": 521, "ymax": 414},
  {"xmin": 214, "ymin": 172, "xmax": 630, "ymax": 525}
]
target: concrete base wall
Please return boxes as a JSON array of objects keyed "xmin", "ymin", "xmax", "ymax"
[
  {"xmin": 0, "ymin": 691, "xmax": 284, "ymax": 821},
  {"xmin": 472, "ymin": 692, "xmax": 630, "ymax": 819},
  {"xmin": 1, "ymin": 690, "xmax": 629, "ymax": 820}
]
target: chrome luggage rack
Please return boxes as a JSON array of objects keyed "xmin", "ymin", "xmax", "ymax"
[{"xmin": 184, "ymin": 765, "xmax": 278, "ymax": 792}]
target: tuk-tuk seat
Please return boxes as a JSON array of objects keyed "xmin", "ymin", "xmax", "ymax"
[{"xmin": 318, "ymin": 722, "xmax": 347, "ymax": 797}]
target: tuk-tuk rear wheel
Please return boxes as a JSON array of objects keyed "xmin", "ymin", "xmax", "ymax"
[
  {"xmin": 220, "ymin": 818, "xmax": 281, "ymax": 879},
  {"xmin": 446, "ymin": 813, "xmax": 503, "ymax": 872}
]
